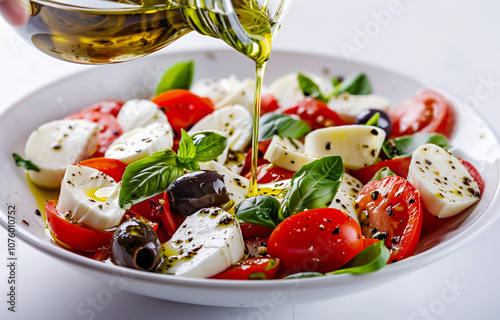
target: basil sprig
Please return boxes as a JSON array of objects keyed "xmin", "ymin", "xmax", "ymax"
[
  {"xmin": 328, "ymin": 240, "xmax": 390, "ymax": 275},
  {"xmin": 382, "ymin": 133, "xmax": 450, "ymax": 159},
  {"xmin": 259, "ymin": 113, "xmax": 311, "ymax": 142},
  {"xmin": 278, "ymin": 156, "xmax": 344, "ymax": 222},
  {"xmin": 297, "ymin": 73, "xmax": 329, "ymax": 103},
  {"xmin": 155, "ymin": 60, "xmax": 194, "ymax": 95},
  {"xmin": 236, "ymin": 157, "xmax": 344, "ymax": 227},
  {"xmin": 12, "ymin": 153, "xmax": 39, "ymax": 172},
  {"xmin": 333, "ymin": 73, "xmax": 372, "ymax": 96},
  {"xmin": 119, "ymin": 130, "xmax": 227, "ymax": 208},
  {"xmin": 191, "ymin": 131, "xmax": 228, "ymax": 162},
  {"xmin": 298, "ymin": 72, "xmax": 372, "ymax": 103},
  {"xmin": 235, "ymin": 195, "xmax": 281, "ymax": 230}
]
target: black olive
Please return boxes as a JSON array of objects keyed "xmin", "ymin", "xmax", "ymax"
[
  {"xmin": 355, "ymin": 108, "xmax": 393, "ymax": 138},
  {"xmin": 110, "ymin": 218, "xmax": 160, "ymax": 271},
  {"xmin": 167, "ymin": 170, "xmax": 230, "ymax": 216}
]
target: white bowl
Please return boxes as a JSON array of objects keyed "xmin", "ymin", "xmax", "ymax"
[{"xmin": 1, "ymin": 49, "xmax": 499, "ymax": 307}]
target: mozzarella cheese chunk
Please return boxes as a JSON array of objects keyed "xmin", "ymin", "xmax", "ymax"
[
  {"xmin": 269, "ymin": 72, "xmax": 333, "ymax": 107},
  {"xmin": 264, "ymin": 135, "xmax": 318, "ymax": 172},
  {"xmin": 116, "ymin": 99, "xmax": 171, "ymax": 132},
  {"xmin": 188, "ymin": 104, "xmax": 252, "ymax": 152},
  {"xmin": 159, "ymin": 207, "xmax": 245, "ymax": 278},
  {"xmin": 339, "ymin": 173, "xmax": 364, "ymax": 199},
  {"xmin": 407, "ymin": 144, "xmax": 481, "ymax": 218},
  {"xmin": 105, "ymin": 122, "xmax": 173, "ymax": 164},
  {"xmin": 57, "ymin": 165, "xmax": 126, "ymax": 229},
  {"xmin": 329, "ymin": 191, "xmax": 360, "ymax": 225},
  {"xmin": 200, "ymin": 161, "xmax": 291, "ymax": 204},
  {"xmin": 304, "ymin": 125, "xmax": 386, "ymax": 170},
  {"xmin": 328, "ymin": 93, "xmax": 391, "ymax": 123},
  {"xmin": 328, "ymin": 173, "xmax": 364, "ymax": 225},
  {"xmin": 191, "ymin": 76, "xmax": 256, "ymax": 111},
  {"xmin": 24, "ymin": 119, "xmax": 100, "ymax": 189}
]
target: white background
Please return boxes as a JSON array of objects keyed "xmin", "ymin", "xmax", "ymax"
[{"xmin": 2, "ymin": 0, "xmax": 500, "ymax": 319}]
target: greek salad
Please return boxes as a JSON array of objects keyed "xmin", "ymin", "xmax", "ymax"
[{"xmin": 13, "ymin": 60, "xmax": 483, "ymax": 279}]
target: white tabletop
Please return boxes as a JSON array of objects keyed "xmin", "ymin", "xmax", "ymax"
[{"xmin": 2, "ymin": 0, "xmax": 500, "ymax": 319}]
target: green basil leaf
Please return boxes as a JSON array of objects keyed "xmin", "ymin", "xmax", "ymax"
[
  {"xmin": 369, "ymin": 167, "xmax": 397, "ymax": 182},
  {"xmin": 278, "ymin": 156, "xmax": 344, "ymax": 222},
  {"xmin": 328, "ymin": 240, "xmax": 390, "ymax": 275},
  {"xmin": 178, "ymin": 158, "xmax": 200, "ymax": 171},
  {"xmin": 119, "ymin": 150, "xmax": 183, "ymax": 208},
  {"xmin": 191, "ymin": 131, "xmax": 228, "ymax": 162},
  {"xmin": 177, "ymin": 129, "xmax": 196, "ymax": 160},
  {"xmin": 283, "ymin": 272, "xmax": 325, "ymax": 279},
  {"xmin": 155, "ymin": 60, "xmax": 194, "ymax": 95},
  {"xmin": 335, "ymin": 73, "xmax": 371, "ymax": 95},
  {"xmin": 12, "ymin": 153, "xmax": 39, "ymax": 172},
  {"xmin": 235, "ymin": 195, "xmax": 280, "ymax": 230},
  {"xmin": 331, "ymin": 77, "xmax": 342, "ymax": 87},
  {"xmin": 383, "ymin": 133, "xmax": 451, "ymax": 159},
  {"xmin": 259, "ymin": 113, "xmax": 311, "ymax": 142},
  {"xmin": 297, "ymin": 73, "xmax": 328, "ymax": 103},
  {"xmin": 364, "ymin": 112, "xmax": 379, "ymax": 127}
]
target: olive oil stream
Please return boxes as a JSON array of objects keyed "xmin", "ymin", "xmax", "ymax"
[{"xmin": 20, "ymin": 0, "xmax": 278, "ymax": 198}]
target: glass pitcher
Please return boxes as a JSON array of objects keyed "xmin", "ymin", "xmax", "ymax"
[{"xmin": 1, "ymin": 0, "xmax": 291, "ymax": 64}]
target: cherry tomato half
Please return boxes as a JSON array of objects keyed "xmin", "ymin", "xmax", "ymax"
[
  {"xmin": 240, "ymin": 222, "xmax": 273, "ymax": 239},
  {"xmin": 279, "ymin": 98, "xmax": 348, "ymax": 129},
  {"xmin": 45, "ymin": 200, "xmax": 114, "ymax": 252},
  {"xmin": 260, "ymin": 94, "xmax": 280, "ymax": 115},
  {"xmin": 240, "ymin": 140, "xmax": 272, "ymax": 177},
  {"xmin": 459, "ymin": 159, "xmax": 484, "ymax": 194},
  {"xmin": 82, "ymin": 99, "xmax": 124, "ymax": 117},
  {"xmin": 267, "ymin": 208, "xmax": 364, "ymax": 273},
  {"xmin": 356, "ymin": 176, "xmax": 423, "ymax": 262},
  {"xmin": 244, "ymin": 163, "xmax": 295, "ymax": 184},
  {"xmin": 161, "ymin": 191, "xmax": 181, "ymax": 239},
  {"xmin": 152, "ymin": 89, "xmax": 214, "ymax": 137},
  {"xmin": 390, "ymin": 90, "xmax": 454, "ymax": 138},
  {"xmin": 351, "ymin": 157, "xmax": 412, "ymax": 184},
  {"xmin": 211, "ymin": 256, "xmax": 280, "ymax": 280},
  {"xmin": 78, "ymin": 158, "xmax": 127, "ymax": 182},
  {"xmin": 66, "ymin": 110, "xmax": 122, "ymax": 158}
]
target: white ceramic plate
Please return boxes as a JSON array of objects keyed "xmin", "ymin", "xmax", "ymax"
[{"xmin": 1, "ymin": 49, "xmax": 500, "ymax": 307}]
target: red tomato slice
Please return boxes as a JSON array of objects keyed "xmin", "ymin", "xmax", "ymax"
[
  {"xmin": 240, "ymin": 222, "xmax": 273, "ymax": 239},
  {"xmin": 421, "ymin": 209, "xmax": 449, "ymax": 235},
  {"xmin": 45, "ymin": 200, "xmax": 115, "ymax": 252},
  {"xmin": 279, "ymin": 97, "xmax": 348, "ymax": 129},
  {"xmin": 82, "ymin": 99, "xmax": 124, "ymax": 117},
  {"xmin": 78, "ymin": 157, "xmax": 127, "ymax": 182},
  {"xmin": 128, "ymin": 193, "xmax": 164, "ymax": 223},
  {"xmin": 260, "ymin": 94, "xmax": 280, "ymax": 115},
  {"xmin": 351, "ymin": 157, "xmax": 412, "ymax": 184},
  {"xmin": 152, "ymin": 89, "xmax": 214, "ymax": 137},
  {"xmin": 240, "ymin": 140, "xmax": 272, "ymax": 177},
  {"xmin": 66, "ymin": 110, "xmax": 123, "ymax": 158},
  {"xmin": 211, "ymin": 256, "xmax": 280, "ymax": 280},
  {"xmin": 161, "ymin": 192, "xmax": 180, "ymax": 239},
  {"xmin": 459, "ymin": 159, "xmax": 484, "ymax": 194},
  {"xmin": 267, "ymin": 208, "xmax": 364, "ymax": 273},
  {"xmin": 390, "ymin": 90, "xmax": 454, "ymax": 138},
  {"xmin": 244, "ymin": 163, "xmax": 295, "ymax": 184},
  {"xmin": 356, "ymin": 176, "xmax": 423, "ymax": 262}
]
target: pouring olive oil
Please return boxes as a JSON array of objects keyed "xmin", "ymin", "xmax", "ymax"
[{"xmin": 16, "ymin": 0, "xmax": 289, "ymax": 196}]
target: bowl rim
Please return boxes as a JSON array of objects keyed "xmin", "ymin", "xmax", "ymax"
[{"xmin": 1, "ymin": 47, "xmax": 500, "ymax": 294}]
